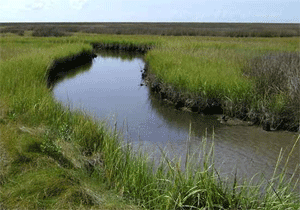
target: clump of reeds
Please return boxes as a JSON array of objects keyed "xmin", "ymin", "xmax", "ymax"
[{"xmin": 243, "ymin": 52, "xmax": 300, "ymax": 131}]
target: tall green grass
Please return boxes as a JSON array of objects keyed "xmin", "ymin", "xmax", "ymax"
[
  {"xmin": 1, "ymin": 34, "xmax": 299, "ymax": 209},
  {"xmin": 145, "ymin": 47, "xmax": 252, "ymax": 99},
  {"xmin": 0, "ymin": 37, "xmax": 143, "ymax": 209}
]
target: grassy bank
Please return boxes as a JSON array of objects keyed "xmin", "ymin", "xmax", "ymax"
[
  {"xmin": 1, "ymin": 33, "xmax": 299, "ymax": 209},
  {"xmin": 144, "ymin": 36, "xmax": 300, "ymax": 130},
  {"xmin": 0, "ymin": 36, "xmax": 144, "ymax": 209}
]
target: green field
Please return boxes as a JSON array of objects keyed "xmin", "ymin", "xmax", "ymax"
[{"xmin": 0, "ymin": 29, "xmax": 299, "ymax": 209}]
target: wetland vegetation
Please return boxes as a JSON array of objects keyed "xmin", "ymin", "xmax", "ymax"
[{"xmin": 0, "ymin": 23, "xmax": 299, "ymax": 209}]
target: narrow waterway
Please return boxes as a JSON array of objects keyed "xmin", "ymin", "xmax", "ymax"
[{"xmin": 52, "ymin": 50, "xmax": 299, "ymax": 183}]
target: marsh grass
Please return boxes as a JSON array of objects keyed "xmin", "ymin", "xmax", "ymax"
[
  {"xmin": 0, "ymin": 38, "xmax": 143, "ymax": 209},
  {"xmin": 0, "ymin": 34, "xmax": 299, "ymax": 209},
  {"xmin": 144, "ymin": 37, "xmax": 299, "ymax": 129}
]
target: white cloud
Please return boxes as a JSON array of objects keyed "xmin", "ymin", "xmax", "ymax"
[
  {"xmin": 69, "ymin": 0, "xmax": 89, "ymax": 10},
  {"xmin": 26, "ymin": 0, "xmax": 47, "ymax": 10}
]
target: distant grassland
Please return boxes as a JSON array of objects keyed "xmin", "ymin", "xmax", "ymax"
[
  {"xmin": 1, "ymin": 22, "xmax": 300, "ymax": 37},
  {"xmin": 0, "ymin": 30, "xmax": 299, "ymax": 209}
]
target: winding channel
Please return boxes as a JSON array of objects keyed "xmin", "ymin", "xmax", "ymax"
[{"xmin": 52, "ymin": 50, "xmax": 299, "ymax": 183}]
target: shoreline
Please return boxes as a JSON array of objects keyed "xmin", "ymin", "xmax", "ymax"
[
  {"xmin": 141, "ymin": 61, "xmax": 299, "ymax": 132},
  {"xmin": 47, "ymin": 43, "xmax": 299, "ymax": 132}
]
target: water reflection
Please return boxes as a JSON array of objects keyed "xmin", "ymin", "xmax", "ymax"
[
  {"xmin": 52, "ymin": 50, "xmax": 299, "ymax": 184},
  {"xmin": 48, "ymin": 62, "xmax": 93, "ymax": 88},
  {"xmin": 147, "ymin": 86, "xmax": 299, "ymax": 180}
]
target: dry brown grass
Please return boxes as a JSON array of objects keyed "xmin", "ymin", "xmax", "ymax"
[{"xmin": 243, "ymin": 52, "xmax": 300, "ymax": 130}]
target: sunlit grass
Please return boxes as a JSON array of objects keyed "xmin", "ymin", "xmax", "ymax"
[
  {"xmin": 145, "ymin": 36, "xmax": 299, "ymax": 99},
  {"xmin": 146, "ymin": 47, "xmax": 252, "ymax": 99}
]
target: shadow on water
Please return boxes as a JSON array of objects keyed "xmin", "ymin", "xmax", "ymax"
[
  {"xmin": 47, "ymin": 51, "xmax": 96, "ymax": 88},
  {"xmin": 48, "ymin": 50, "xmax": 144, "ymax": 87},
  {"xmin": 147, "ymin": 91, "xmax": 221, "ymax": 136},
  {"xmin": 48, "ymin": 62, "xmax": 93, "ymax": 88},
  {"xmin": 51, "ymin": 50, "xmax": 299, "ymax": 185}
]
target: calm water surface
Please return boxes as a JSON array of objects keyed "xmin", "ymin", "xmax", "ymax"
[{"xmin": 53, "ymin": 51, "xmax": 299, "ymax": 182}]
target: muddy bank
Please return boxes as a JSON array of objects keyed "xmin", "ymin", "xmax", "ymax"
[
  {"xmin": 92, "ymin": 43, "xmax": 152, "ymax": 53},
  {"xmin": 142, "ymin": 64, "xmax": 299, "ymax": 132},
  {"xmin": 142, "ymin": 64, "xmax": 226, "ymax": 115},
  {"xmin": 47, "ymin": 50, "xmax": 97, "ymax": 87},
  {"xmin": 142, "ymin": 67, "xmax": 225, "ymax": 113}
]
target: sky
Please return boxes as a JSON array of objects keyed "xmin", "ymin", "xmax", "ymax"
[{"xmin": 0, "ymin": 0, "xmax": 299, "ymax": 23}]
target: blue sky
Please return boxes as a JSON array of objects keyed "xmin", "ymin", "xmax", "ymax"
[{"xmin": 0, "ymin": 0, "xmax": 299, "ymax": 23}]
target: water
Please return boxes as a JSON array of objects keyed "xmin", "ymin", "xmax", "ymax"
[{"xmin": 53, "ymin": 50, "xmax": 299, "ymax": 182}]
